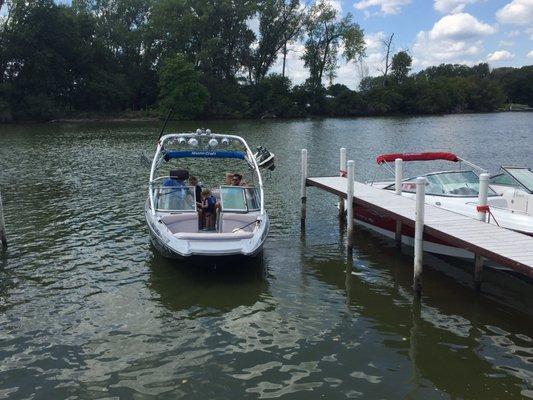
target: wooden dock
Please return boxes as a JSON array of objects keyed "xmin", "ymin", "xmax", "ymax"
[{"xmin": 306, "ymin": 176, "xmax": 533, "ymax": 280}]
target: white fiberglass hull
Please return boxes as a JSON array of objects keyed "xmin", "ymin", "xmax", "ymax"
[
  {"xmin": 398, "ymin": 192, "xmax": 533, "ymax": 236},
  {"xmin": 145, "ymin": 203, "xmax": 269, "ymax": 259}
]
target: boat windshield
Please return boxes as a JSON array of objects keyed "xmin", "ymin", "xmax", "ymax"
[
  {"xmin": 154, "ymin": 186, "xmax": 196, "ymax": 212},
  {"xmin": 220, "ymin": 186, "xmax": 261, "ymax": 212},
  {"xmin": 389, "ymin": 171, "xmax": 498, "ymax": 197},
  {"xmin": 491, "ymin": 167, "xmax": 533, "ymax": 193}
]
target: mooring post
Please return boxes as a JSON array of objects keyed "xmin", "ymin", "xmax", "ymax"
[
  {"xmin": 394, "ymin": 158, "xmax": 403, "ymax": 246},
  {"xmin": 0, "ymin": 190, "xmax": 6, "ymax": 250},
  {"xmin": 474, "ymin": 173, "xmax": 489, "ymax": 291},
  {"xmin": 413, "ymin": 177, "xmax": 426, "ymax": 295},
  {"xmin": 300, "ymin": 149, "xmax": 308, "ymax": 230},
  {"xmin": 346, "ymin": 160, "xmax": 355, "ymax": 246},
  {"xmin": 339, "ymin": 148, "xmax": 347, "ymax": 220}
]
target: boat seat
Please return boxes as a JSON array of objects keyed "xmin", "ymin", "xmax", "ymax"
[
  {"xmin": 220, "ymin": 213, "xmax": 258, "ymax": 233},
  {"xmin": 160, "ymin": 213, "xmax": 198, "ymax": 234},
  {"xmin": 174, "ymin": 231, "xmax": 254, "ymax": 240}
]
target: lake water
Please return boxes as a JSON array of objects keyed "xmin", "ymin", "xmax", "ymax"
[{"xmin": 0, "ymin": 113, "xmax": 532, "ymax": 399}]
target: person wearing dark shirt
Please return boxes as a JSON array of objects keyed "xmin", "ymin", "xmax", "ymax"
[
  {"xmin": 189, "ymin": 176, "xmax": 202, "ymax": 204},
  {"xmin": 201, "ymin": 188, "xmax": 217, "ymax": 229}
]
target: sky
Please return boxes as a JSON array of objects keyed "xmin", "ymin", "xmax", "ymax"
[{"xmin": 272, "ymin": 0, "xmax": 533, "ymax": 88}]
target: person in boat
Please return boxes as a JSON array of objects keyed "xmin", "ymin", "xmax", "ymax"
[
  {"xmin": 189, "ymin": 176, "xmax": 202, "ymax": 204},
  {"xmin": 201, "ymin": 188, "xmax": 217, "ymax": 229},
  {"xmin": 231, "ymin": 173, "xmax": 246, "ymax": 186},
  {"xmin": 224, "ymin": 172, "xmax": 234, "ymax": 185},
  {"xmin": 189, "ymin": 175, "xmax": 204, "ymax": 229},
  {"xmin": 162, "ymin": 169, "xmax": 188, "ymax": 186},
  {"xmin": 159, "ymin": 170, "xmax": 191, "ymax": 210}
]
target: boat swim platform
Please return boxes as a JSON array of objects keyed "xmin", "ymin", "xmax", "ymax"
[{"xmin": 306, "ymin": 176, "xmax": 533, "ymax": 279}]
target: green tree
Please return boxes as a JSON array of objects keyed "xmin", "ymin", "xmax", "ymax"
[
  {"xmin": 390, "ymin": 51, "xmax": 412, "ymax": 84},
  {"xmin": 158, "ymin": 54, "xmax": 208, "ymax": 119},
  {"xmin": 302, "ymin": 0, "xmax": 365, "ymax": 91},
  {"xmin": 247, "ymin": 74, "xmax": 298, "ymax": 117},
  {"xmin": 250, "ymin": 0, "xmax": 306, "ymax": 83},
  {"xmin": 1, "ymin": 0, "xmax": 96, "ymax": 119}
]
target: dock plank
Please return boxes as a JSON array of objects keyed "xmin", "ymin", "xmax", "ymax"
[{"xmin": 307, "ymin": 176, "xmax": 533, "ymax": 278}]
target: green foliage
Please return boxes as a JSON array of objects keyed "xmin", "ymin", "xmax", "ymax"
[
  {"xmin": 250, "ymin": 0, "xmax": 305, "ymax": 83},
  {"xmin": 391, "ymin": 51, "xmax": 412, "ymax": 84},
  {"xmin": 302, "ymin": 1, "xmax": 365, "ymax": 90},
  {"xmin": 491, "ymin": 66, "xmax": 533, "ymax": 106},
  {"xmin": 0, "ymin": 0, "xmax": 526, "ymax": 122},
  {"xmin": 158, "ymin": 54, "xmax": 208, "ymax": 119}
]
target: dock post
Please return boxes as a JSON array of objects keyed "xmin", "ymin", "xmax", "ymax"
[
  {"xmin": 346, "ymin": 160, "xmax": 355, "ymax": 246},
  {"xmin": 413, "ymin": 177, "xmax": 426, "ymax": 295},
  {"xmin": 300, "ymin": 149, "xmax": 308, "ymax": 230},
  {"xmin": 474, "ymin": 173, "xmax": 489, "ymax": 291},
  {"xmin": 476, "ymin": 173, "xmax": 489, "ymax": 222},
  {"xmin": 394, "ymin": 158, "xmax": 403, "ymax": 246},
  {"xmin": 0, "ymin": 190, "xmax": 6, "ymax": 250},
  {"xmin": 339, "ymin": 148, "xmax": 347, "ymax": 220}
]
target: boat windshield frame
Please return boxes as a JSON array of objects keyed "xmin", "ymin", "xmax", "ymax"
[
  {"xmin": 148, "ymin": 132, "xmax": 265, "ymax": 216},
  {"xmin": 151, "ymin": 182, "xmax": 197, "ymax": 212},
  {"xmin": 491, "ymin": 166, "xmax": 533, "ymax": 194},
  {"xmin": 385, "ymin": 170, "xmax": 499, "ymax": 198}
]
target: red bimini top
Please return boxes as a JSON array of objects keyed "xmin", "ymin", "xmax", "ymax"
[{"xmin": 376, "ymin": 152, "xmax": 459, "ymax": 164}]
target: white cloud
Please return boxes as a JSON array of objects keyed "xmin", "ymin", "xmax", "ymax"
[
  {"xmin": 354, "ymin": 0, "xmax": 411, "ymax": 15},
  {"xmin": 496, "ymin": 0, "xmax": 533, "ymax": 26},
  {"xmin": 434, "ymin": 0, "xmax": 479, "ymax": 14},
  {"xmin": 487, "ymin": 50, "xmax": 515, "ymax": 61},
  {"xmin": 362, "ymin": 32, "xmax": 390, "ymax": 76},
  {"xmin": 365, "ymin": 31, "xmax": 388, "ymax": 52},
  {"xmin": 527, "ymin": 50, "xmax": 533, "ymax": 58},
  {"xmin": 269, "ymin": 43, "xmax": 308, "ymax": 85},
  {"xmin": 526, "ymin": 28, "xmax": 533, "ymax": 40},
  {"xmin": 412, "ymin": 13, "xmax": 495, "ymax": 68},
  {"xmin": 429, "ymin": 13, "xmax": 496, "ymax": 40},
  {"xmin": 325, "ymin": 0, "xmax": 343, "ymax": 14},
  {"xmin": 507, "ymin": 30, "xmax": 521, "ymax": 37},
  {"xmin": 499, "ymin": 40, "xmax": 515, "ymax": 47}
]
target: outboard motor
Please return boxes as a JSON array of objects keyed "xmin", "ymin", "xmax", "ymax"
[{"xmin": 254, "ymin": 146, "xmax": 276, "ymax": 171}]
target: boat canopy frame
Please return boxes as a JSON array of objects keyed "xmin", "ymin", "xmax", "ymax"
[{"xmin": 148, "ymin": 132, "xmax": 266, "ymax": 216}]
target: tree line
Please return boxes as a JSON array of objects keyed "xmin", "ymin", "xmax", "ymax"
[{"xmin": 0, "ymin": 0, "xmax": 531, "ymax": 122}]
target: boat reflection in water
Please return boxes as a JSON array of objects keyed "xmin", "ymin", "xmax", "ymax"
[{"xmin": 146, "ymin": 251, "xmax": 268, "ymax": 313}]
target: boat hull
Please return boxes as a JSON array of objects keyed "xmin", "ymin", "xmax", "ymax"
[
  {"xmin": 145, "ymin": 205, "xmax": 269, "ymax": 259},
  {"xmin": 354, "ymin": 206, "xmax": 474, "ymax": 259}
]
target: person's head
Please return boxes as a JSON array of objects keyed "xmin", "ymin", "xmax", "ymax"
[
  {"xmin": 189, "ymin": 176, "xmax": 198, "ymax": 186},
  {"xmin": 232, "ymin": 173, "xmax": 243, "ymax": 186},
  {"xmin": 201, "ymin": 188, "xmax": 211, "ymax": 198},
  {"xmin": 225, "ymin": 172, "xmax": 234, "ymax": 185},
  {"xmin": 170, "ymin": 169, "xmax": 189, "ymax": 182}
]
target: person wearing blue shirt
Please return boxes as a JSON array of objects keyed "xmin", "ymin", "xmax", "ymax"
[{"xmin": 159, "ymin": 170, "xmax": 190, "ymax": 210}]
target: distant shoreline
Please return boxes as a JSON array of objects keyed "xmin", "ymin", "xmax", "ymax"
[
  {"xmin": 1, "ymin": 108, "xmax": 531, "ymax": 125},
  {"xmin": 48, "ymin": 109, "xmax": 533, "ymax": 124},
  {"xmin": 48, "ymin": 116, "xmax": 160, "ymax": 123}
]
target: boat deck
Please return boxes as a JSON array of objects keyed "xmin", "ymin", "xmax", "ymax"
[{"xmin": 307, "ymin": 176, "xmax": 533, "ymax": 278}]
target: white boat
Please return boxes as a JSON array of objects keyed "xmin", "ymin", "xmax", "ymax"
[
  {"xmin": 145, "ymin": 129, "xmax": 270, "ymax": 258},
  {"xmin": 352, "ymin": 152, "xmax": 532, "ymax": 260},
  {"xmin": 489, "ymin": 166, "xmax": 532, "ymax": 215}
]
